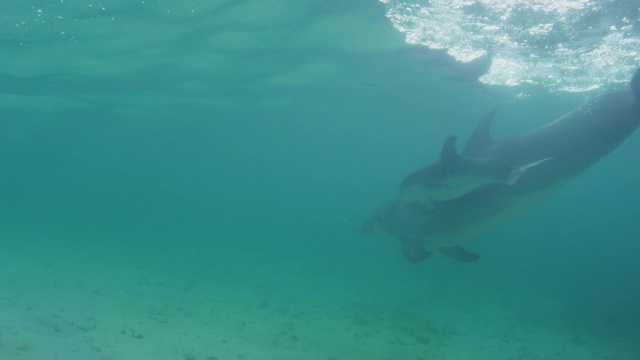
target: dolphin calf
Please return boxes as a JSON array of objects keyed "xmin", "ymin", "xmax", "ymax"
[
  {"xmin": 399, "ymin": 127, "xmax": 553, "ymax": 202},
  {"xmin": 362, "ymin": 68, "xmax": 640, "ymax": 263}
]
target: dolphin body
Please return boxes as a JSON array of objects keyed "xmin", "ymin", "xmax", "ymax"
[
  {"xmin": 362, "ymin": 68, "xmax": 640, "ymax": 263},
  {"xmin": 398, "ymin": 128, "xmax": 553, "ymax": 202}
]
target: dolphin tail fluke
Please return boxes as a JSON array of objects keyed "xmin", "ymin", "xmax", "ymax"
[
  {"xmin": 437, "ymin": 246, "xmax": 479, "ymax": 263},
  {"xmin": 402, "ymin": 238, "xmax": 433, "ymax": 263}
]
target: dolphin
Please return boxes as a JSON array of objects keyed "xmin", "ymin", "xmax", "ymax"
[
  {"xmin": 362, "ymin": 68, "xmax": 640, "ymax": 263},
  {"xmin": 399, "ymin": 125, "xmax": 553, "ymax": 203}
]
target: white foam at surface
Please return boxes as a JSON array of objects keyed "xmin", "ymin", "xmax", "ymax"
[{"xmin": 381, "ymin": 0, "xmax": 640, "ymax": 92}]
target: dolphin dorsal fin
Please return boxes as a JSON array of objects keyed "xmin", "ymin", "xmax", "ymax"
[
  {"xmin": 439, "ymin": 136, "xmax": 460, "ymax": 166},
  {"xmin": 462, "ymin": 107, "xmax": 499, "ymax": 157}
]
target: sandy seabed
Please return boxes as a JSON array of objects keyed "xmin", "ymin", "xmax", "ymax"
[{"xmin": 0, "ymin": 234, "xmax": 637, "ymax": 360}]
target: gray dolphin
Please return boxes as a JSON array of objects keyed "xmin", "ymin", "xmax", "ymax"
[
  {"xmin": 399, "ymin": 126, "xmax": 553, "ymax": 202},
  {"xmin": 362, "ymin": 68, "xmax": 640, "ymax": 263}
]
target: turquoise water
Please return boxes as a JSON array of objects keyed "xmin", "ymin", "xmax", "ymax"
[{"xmin": 1, "ymin": 1, "xmax": 639, "ymax": 359}]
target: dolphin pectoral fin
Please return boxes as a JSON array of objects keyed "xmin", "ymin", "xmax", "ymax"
[
  {"xmin": 506, "ymin": 168, "xmax": 526, "ymax": 185},
  {"xmin": 506, "ymin": 157, "xmax": 555, "ymax": 185},
  {"xmin": 402, "ymin": 238, "xmax": 433, "ymax": 263},
  {"xmin": 437, "ymin": 246, "xmax": 479, "ymax": 263}
]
